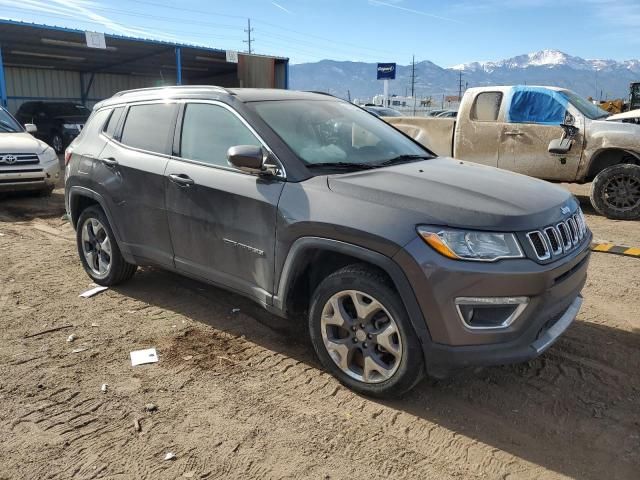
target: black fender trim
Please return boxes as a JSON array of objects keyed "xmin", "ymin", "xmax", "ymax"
[
  {"xmin": 273, "ymin": 237, "xmax": 433, "ymax": 351},
  {"xmin": 67, "ymin": 186, "xmax": 133, "ymax": 262}
]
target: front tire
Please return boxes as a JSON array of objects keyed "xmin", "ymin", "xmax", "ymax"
[
  {"xmin": 590, "ymin": 164, "xmax": 640, "ymax": 220},
  {"xmin": 309, "ymin": 265, "xmax": 425, "ymax": 398},
  {"xmin": 76, "ymin": 206, "xmax": 137, "ymax": 286}
]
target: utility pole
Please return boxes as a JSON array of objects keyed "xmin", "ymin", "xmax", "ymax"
[
  {"xmin": 410, "ymin": 55, "xmax": 416, "ymax": 97},
  {"xmin": 244, "ymin": 18, "xmax": 254, "ymax": 54},
  {"xmin": 410, "ymin": 55, "xmax": 418, "ymax": 115},
  {"xmin": 457, "ymin": 71, "xmax": 463, "ymax": 102}
]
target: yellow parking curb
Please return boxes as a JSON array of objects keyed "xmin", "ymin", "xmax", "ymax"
[{"xmin": 591, "ymin": 243, "xmax": 640, "ymax": 258}]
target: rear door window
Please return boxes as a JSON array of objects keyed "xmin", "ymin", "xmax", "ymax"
[
  {"xmin": 179, "ymin": 103, "xmax": 261, "ymax": 168},
  {"xmin": 120, "ymin": 103, "xmax": 176, "ymax": 154},
  {"xmin": 471, "ymin": 92, "xmax": 502, "ymax": 122}
]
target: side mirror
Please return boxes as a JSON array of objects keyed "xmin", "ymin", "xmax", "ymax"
[
  {"xmin": 548, "ymin": 138, "xmax": 573, "ymax": 155},
  {"xmin": 563, "ymin": 111, "xmax": 575, "ymax": 126},
  {"xmin": 24, "ymin": 123, "xmax": 37, "ymax": 134},
  {"xmin": 227, "ymin": 145, "xmax": 266, "ymax": 174}
]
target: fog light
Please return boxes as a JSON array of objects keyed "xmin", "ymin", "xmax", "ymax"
[{"xmin": 455, "ymin": 297, "xmax": 529, "ymax": 330}]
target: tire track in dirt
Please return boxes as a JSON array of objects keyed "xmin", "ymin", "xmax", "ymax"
[{"xmin": 2, "ymin": 193, "xmax": 639, "ymax": 479}]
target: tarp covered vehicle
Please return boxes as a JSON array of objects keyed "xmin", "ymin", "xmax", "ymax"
[{"xmin": 386, "ymin": 86, "xmax": 640, "ymax": 220}]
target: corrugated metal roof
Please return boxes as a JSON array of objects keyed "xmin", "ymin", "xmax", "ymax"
[{"xmin": 0, "ymin": 19, "xmax": 288, "ymax": 61}]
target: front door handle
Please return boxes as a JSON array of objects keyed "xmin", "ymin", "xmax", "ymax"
[
  {"xmin": 168, "ymin": 173, "xmax": 195, "ymax": 187},
  {"xmin": 504, "ymin": 130, "xmax": 524, "ymax": 136},
  {"xmin": 102, "ymin": 157, "xmax": 118, "ymax": 167}
]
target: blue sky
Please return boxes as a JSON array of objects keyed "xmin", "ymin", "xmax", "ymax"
[{"xmin": 0, "ymin": 0, "xmax": 638, "ymax": 66}]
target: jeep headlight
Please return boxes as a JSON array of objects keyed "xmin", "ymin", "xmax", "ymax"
[{"xmin": 417, "ymin": 226, "xmax": 524, "ymax": 262}]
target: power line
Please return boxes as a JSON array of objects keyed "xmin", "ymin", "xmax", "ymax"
[
  {"xmin": 0, "ymin": 4, "xmax": 389, "ymax": 62},
  {"xmin": 99, "ymin": 0, "xmax": 397, "ymax": 57}
]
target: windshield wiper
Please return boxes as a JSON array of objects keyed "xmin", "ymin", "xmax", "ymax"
[
  {"xmin": 306, "ymin": 162, "xmax": 379, "ymax": 171},
  {"xmin": 375, "ymin": 154, "xmax": 432, "ymax": 167}
]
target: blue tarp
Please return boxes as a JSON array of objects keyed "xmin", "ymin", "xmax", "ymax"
[{"xmin": 506, "ymin": 86, "xmax": 568, "ymax": 125}]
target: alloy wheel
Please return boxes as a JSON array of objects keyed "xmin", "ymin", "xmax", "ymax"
[
  {"xmin": 603, "ymin": 174, "xmax": 640, "ymax": 212},
  {"xmin": 52, "ymin": 135, "xmax": 63, "ymax": 153},
  {"xmin": 81, "ymin": 218, "xmax": 112, "ymax": 278},
  {"xmin": 320, "ymin": 290, "xmax": 403, "ymax": 383}
]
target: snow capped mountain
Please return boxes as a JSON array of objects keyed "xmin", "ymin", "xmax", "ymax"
[
  {"xmin": 290, "ymin": 50, "xmax": 640, "ymax": 100},
  {"xmin": 452, "ymin": 49, "xmax": 640, "ymax": 73}
]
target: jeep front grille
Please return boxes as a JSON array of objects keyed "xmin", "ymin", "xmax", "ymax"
[{"xmin": 527, "ymin": 208, "xmax": 588, "ymax": 261}]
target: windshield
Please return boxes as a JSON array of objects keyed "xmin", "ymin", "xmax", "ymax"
[
  {"xmin": 45, "ymin": 103, "xmax": 91, "ymax": 117},
  {"xmin": 251, "ymin": 99, "xmax": 431, "ymax": 168},
  {"xmin": 0, "ymin": 108, "xmax": 22, "ymax": 133},
  {"xmin": 560, "ymin": 90, "xmax": 609, "ymax": 120}
]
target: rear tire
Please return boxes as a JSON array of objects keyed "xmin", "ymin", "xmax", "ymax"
[
  {"xmin": 590, "ymin": 164, "xmax": 640, "ymax": 220},
  {"xmin": 76, "ymin": 205, "xmax": 137, "ymax": 286},
  {"xmin": 308, "ymin": 264, "xmax": 425, "ymax": 398}
]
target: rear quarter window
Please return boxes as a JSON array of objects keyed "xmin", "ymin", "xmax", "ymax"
[
  {"xmin": 103, "ymin": 106, "xmax": 125, "ymax": 139},
  {"xmin": 471, "ymin": 92, "xmax": 503, "ymax": 122},
  {"xmin": 75, "ymin": 108, "xmax": 110, "ymax": 142},
  {"xmin": 120, "ymin": 103, "xmax": 176, "ymax": 154}
]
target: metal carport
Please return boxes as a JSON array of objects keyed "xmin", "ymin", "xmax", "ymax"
[{"xmin": 0, "ymin": 19, "xmax": 289, "ymax": 113}]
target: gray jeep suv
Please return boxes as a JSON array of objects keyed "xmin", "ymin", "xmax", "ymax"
[{"xmin": 65, "ymin": 86, "xmax": 590, "ymax": 397}]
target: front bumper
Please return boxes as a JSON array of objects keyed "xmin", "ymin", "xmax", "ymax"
[
  {"xmin": 394, "ymin": 232, "xmax": 590, "ymax": 377},
  {"xmin": 0, "ymin": 161, "xmax": 60, "ymax": 193}
]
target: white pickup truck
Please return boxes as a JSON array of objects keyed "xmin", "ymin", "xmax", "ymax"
[{"xmin": 386, "ymin": 85, "xmax": 640, "ymax": 220}]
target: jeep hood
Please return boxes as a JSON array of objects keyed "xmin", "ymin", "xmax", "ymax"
[
  {"xmin": 0, "ymin": 131, "xmax": 50, "ymax": 154},
  {"xmin": 327, "ymin": 158, "xmax": 576, "ymax": 231}
]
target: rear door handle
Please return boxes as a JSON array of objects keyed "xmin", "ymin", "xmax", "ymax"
[
  {"xmin": 504, "ymin": 130, "xmax": 524, "ymax": 136},
  {"xmin": 168, "ymin": 173, "xmax": 195, "ymax": 187},
  {"xmin": 102, "ymin": 157, "xmax": 118, "ymax": 166}
]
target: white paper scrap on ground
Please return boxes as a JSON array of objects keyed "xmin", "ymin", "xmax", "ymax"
[
  {"xmin": 79, "ymin": 286, "xmax": 108, "ymax": 298},
  {"xmin": 130, "ymin": 348, "xmax": 159, "ymax": 366}
]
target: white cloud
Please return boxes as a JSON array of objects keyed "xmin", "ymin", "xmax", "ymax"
[
  {"xmin": 0, "ymin": 0, "xmax": 181, "ymax": 40},
  {"xmin": 271, "ymin": 1, "xmax": 293, "ymax": 14},
  {"xmin": 367, "ymin": 0, "xmax": 462, "ymax": 23}
]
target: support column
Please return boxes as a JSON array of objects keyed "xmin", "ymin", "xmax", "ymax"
[
  {"xmin": 285, "ymin": 59, "xmax": 289, "ymax": 90},
  {"xmin": 175, "ymin": 46, "xmax": 182, "ymax": 86},
  {"xmin": 0, "ymin": 44, "xmax": 8, "ymax": 109}
]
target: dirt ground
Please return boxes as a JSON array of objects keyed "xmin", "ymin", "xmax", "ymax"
[{"xmin": 0, "ymin": 174, "xmax": 638, "ymax": 479}]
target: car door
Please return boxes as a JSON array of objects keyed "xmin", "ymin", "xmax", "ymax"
[
  {"xmin": 498, "ymin": 87, "xmax": 583, "ymax": 181},
  {"xmin": 92, "ymin": 101, "xmax": 177, "ymax": 267},
  {"xmin": 165, "ymin": 101, "xmax": 285, "ymax": 304},
  {"xmin": 453, "ymin": 91, "xmax": 505, "ymax": 167}
]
